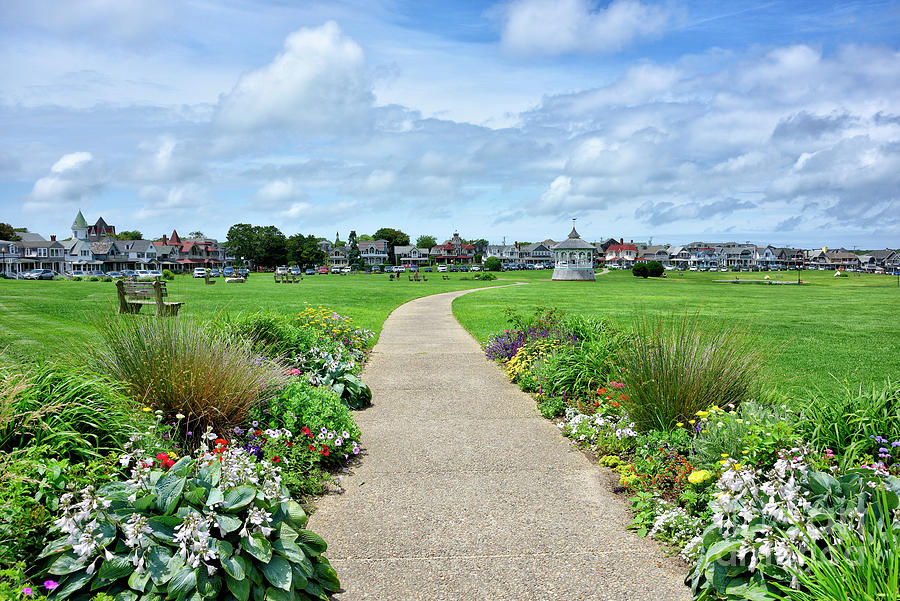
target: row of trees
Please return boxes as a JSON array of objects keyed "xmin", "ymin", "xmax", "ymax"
[{"xmin": 225, "ymin": 224, "xmax": 326, "ymax": 268}]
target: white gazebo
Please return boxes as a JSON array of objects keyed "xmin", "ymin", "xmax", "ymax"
[{"xmin": 551, "ymin": 223, "xmax": 596, "ymax": 281}]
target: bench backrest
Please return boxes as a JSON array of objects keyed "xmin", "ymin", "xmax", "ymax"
[{"xmin": 124, "ymin": 281, "xmax": 167, "ymax": 299}]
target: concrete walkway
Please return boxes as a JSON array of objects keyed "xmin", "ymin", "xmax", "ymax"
[{"xmin": 309, "ymin": 289, "xmax": 690, "ymax": 601}]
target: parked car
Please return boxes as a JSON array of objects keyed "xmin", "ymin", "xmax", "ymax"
[
  {"xmin": 237, "ymin": 269, "xmax": 249, "ymax": 278},
  {"xmin": 193, "ymin": 268, "xmax": 207, "ymax": 278},
  {"xmin": 223, "ymin": 267, "xmax": 236, "ymax": 277},
  {"xmin": 26, "ymin": 269, "xmax": 56, "ymax": 280},
  {"xmin": 448, "ymin": 265, "xmax": 458, "ymax": 272},
  {"xmin": 305, "ymin": 268, "xmax": 316, "ymax": 276},
  {"xmin": 208, "ymin": 269, "xmax": 220, "ymax": 277},
  {"xmin": 459, "ymin": 265, "xmax": 468, "ymax": 272},
  {"xmin": 317, "ymin": 267, "xmax": 328, "ymax": 274},
  {"xmin": 107, "ymin": 271, "xmax": 123, "ymax": 278},
  {"xmin": 424, "ymin": 266, "xmax": 433, "ymax": 272},
  {"xmin": 370, "ymin": 266, "xmax": 381, "ymax": 273},
  {"xmin": 290, "ymin": 267, "xmax": 302, "ymax": 276},
  {"xmin": 469, "ymin": 265, "xmax": 480, "ymax": 272},
  {"xmin": 437, "ymin": 265, "xmax": 447, "ymax": 272},
  {"xmin": 275, "ymin": 266, "xmax": 288, "ymax": 275},
  {"xmin": 136, "ymin": 270, "xmax": 152, "ymax": 278},
  {"xmin": 120, "ymin": 269, "xmax": 136, "ymax": 278},
  {"xmin": 331, "ymin": 266, "xmax": 341, "ymax": 274},
  {"xmin": 148, "ymin": 270, "xmax": 163, "ymax": 278},
  {"xmin": 341, "ymin": 266, "xmax": 351, "ymax": 274}
]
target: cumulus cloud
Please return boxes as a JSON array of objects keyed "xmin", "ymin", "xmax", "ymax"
[
  {"xmin": 499, "ymin": 0, "xmax": 670, "ymax": 56},
  {"xmin": 133, "ymin": 135, "xmax": 203, "ymax": 183},
  {"xmin": 24, "ymin": 152, "xmax": 105, "ymax": 211},
  {"xmin": 215, "ymin": 21, "xmax": 373, "ymax": 134},
  {"xmin": 254, "ymin": 179, "xmax": 306, "ymax": 208},
  {"xmin": 135, "ymin": 183, "xmax": 210, "ymax": 219}
]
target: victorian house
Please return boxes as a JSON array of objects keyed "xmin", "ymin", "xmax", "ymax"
[{"xmin": 430, "ymin": 232, "xmax": 476, "ymax": 265}]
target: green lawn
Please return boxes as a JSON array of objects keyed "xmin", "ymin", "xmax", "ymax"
[
  {"xmin": 0, "ymin": 273, "xmax": 504, "ymax": 364},
  {"xmin": 452, "ymin": 269, "xmax": 900, "ymax": 399}
]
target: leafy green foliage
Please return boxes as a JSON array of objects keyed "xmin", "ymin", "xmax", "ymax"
[
  {"xmin": 0, "ymin": 364, "xmax": 149, "ymax": 461},
  {"xmin": 647, "ymin": 261, "xmax": 664, "ymax": 277},
  {"xmin": 483, "ymin": 256, "xmax": 501, "ymax": 271},
  {"xmin": 38, "ymin": 451, "xmax": 339, "ymax": 601},
  {"xmin": 618, "ymin": 313, "xmax": 767, "ymax": 432},
  {"xmin": 161, "ymin": 269, "xmax": 175, "ymax": 280},
  {"xmin": 794, "ymin": 380, "xmax": 900, "ymax": 469},
  {"xmin": 632, "ymin": 263, "xmax": 649, "ymax": 278}
]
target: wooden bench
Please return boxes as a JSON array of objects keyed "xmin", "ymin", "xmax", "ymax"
[
  {"xmin": 274, "ymin": 273, "xmax": 301, "ymax": 283},
  {"xmin": 442, "ymin": 274, "xmax": 450, "ymax": 280},
  {"xmin": 116, "ymin": 279, "xmax": 183, "ymax": 316}
]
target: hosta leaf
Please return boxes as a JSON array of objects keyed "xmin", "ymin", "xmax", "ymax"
[
  {"xmin": 206, "ymin": 487, "xmax": 225, "ymax": 508},
  {"xmin": 155, "ymin": 474, "xmax": 187, "ymax": 515},
  {"xmin": 222, "ymin": 486, "xmax": 256, "ymax": 512},
  {"xmin": 147, "ymin": 545, "xmax": 174, "ymax": 585},
  {"xmin": 264, "ymin": 587, "xmax": 291, "ymax": 601},
  {"xmin": 290, "ymin": 564, "xmax": 308, "ymax": 591},
  {"xmin": 98, "ymin": 481, "xmax": 134, "ymax": 501},
  {"xmin": 261, "ymin": 556, "xmax": 292, "ymax": 591},
  {"xmin": 114, "ymin": 591, "xmax": 138, "ymax": 601},
  {"xmin": 128, "ymin": 569, "xmax": 151, "ymax": 593},
  {"xmin": 313, "ymin": 558, "xmax": 340, "ymax": 592},
  {"xmin": 133, "ymin": 493, "xmax": 156, "ymax": 512},
  {"xmin": 50, "ymin": 572, "xmax": 93, "ymax": 601},
  {"xmin": 215, "ymin": 514, "xmax": 242, "ymax": 536},
  {"xmin": 220, "ymin": 554, "xmax": 245, "ymax": 581},
  {"xmin": 196, "ymin": 568, "xmax": 222, "ymax": 598},
  {"xmin": 296, "ymin": 530, "xmax": 327, "ymax": 556},
  {"xmin": 38, "ymin": 537, "xmax": 71, "ymax": 560},
  {"xmin": 98, "ymin": 553, "xmax": 133, "ymax": 580},
  {"xmin": 197, "ymin": 461, "xmax": 221, "ymax": 488},
  {"xmin": 147, "ymin": 515, "xmax": 181, "ymax": 543},
  {"xmin": 225, "ymin": 574, "xmax": 250, "ymax": 601},
  {"xmin": 138, "ymin": 594, "xmax": 161, "ymax": 601},
  {"xmin": 303, "ymin": 580, "xmax": 329, "ymax": 601},
  {"xmin": 184, "ymin": 486, "xmax": 207, "ymax": 505},
  {"xmin": 272, "ymin": 538, "xmax": 305, "ymax": 563},
  {"xmin": 700, "ymin": 540, "xmax": 741, "ymax": 570},
  {"xmin": 217, "ymin": 539, "xmax": 234, "ymax": 557},
  {"xmin": 241, "ymin": 533, "xmax": 272, "ymax": 563},
  {"xmin": 49, "ymin": 551, "xmax": 87, "ymax": 576},
  {"xmin": 169, "ymin": 455, "xmax": 192, "ymax": 475},
  {"xmin": 167, "ymin": 567, "xmax": 197, "ymax": 598},
  {"xmin": 283, "ymin": 501, "xmax": 308, "ymax": 528}
]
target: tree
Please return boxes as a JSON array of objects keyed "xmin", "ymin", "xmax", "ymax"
[
  {"xmin": 254, "ymin": 226, "xmax": 287, "ymax": 268},
  {"xmin": 188, "ymin": 231, "xmax": 205, "ymax": 239},
  {"xmin": 647, "ymin": 261, "xmax": 664, "ymax": 277},
  {"xmin": 116, "ymin": 230, "xmax": 143, "ymax": 240},
  {"xmin": 484, "ymin": 256, "xmax": 502, "ymax": 272},
  {"xmin": 225, "ymin": 224, "xmax": 257, "ymax": 265},
  {"xmin": 0, "ymin": 223, "xmax": 21, "ymax": 241},
  {"xmin": 415, "ymin": 234, "xmax": 437, "ymax": 249},
  {"xmin": 373, "ymin": 227, "xmax": 410, "ymax": 264},
  {"xmin": 286, "ymin": 233, "xmax": 326, "ymax": 268},
  {"xmin": 347, "ymin": 231, "xmax": 364, "ymax": 270},
  {"xmin": 358, "ymin": 234, "xmax": 374, "ymax": 241},
  {"xmin": 632, "ymin": 263, "xmax": 649, "ymax": 278}
]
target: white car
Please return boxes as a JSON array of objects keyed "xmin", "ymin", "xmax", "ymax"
[
  {"xmin": 136, "ymin": 270, "xmax": 152, "ymax": 277},
  {"xmin": 341, "ymin": 266, "xmax": 351, "ymax": 273},
  {"xmin": 193, "ymin": 268, "xmax": 207, "ymax": 278},
  {"xmin": 437, "ymin": 265, "xmax": 448, "ymax": 273},
  {"xmin": 470, "ymin": 265, "xmax": 481, "ymax": 272},
  {"xmin": 331, "ymin": 266, "xmax": 341, "ymax": 274}
]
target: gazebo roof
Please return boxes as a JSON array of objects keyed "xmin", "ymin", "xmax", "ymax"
[{"xmin": 551, "ymin": 226, "xmax": 595, "ymax": 250}]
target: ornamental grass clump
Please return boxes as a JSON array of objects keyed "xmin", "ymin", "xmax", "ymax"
[
  {"xmin": 618, "ymin": 313, "xmax": 767, "ymax": 432},
  {"xmin": 92, "ymin": 317, "xmax": 287, "ymax": 438}
]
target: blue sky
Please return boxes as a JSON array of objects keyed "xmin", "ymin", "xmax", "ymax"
[{"xmin": 1, "ymin": 0, "xmax": 898, "ymax": 248}]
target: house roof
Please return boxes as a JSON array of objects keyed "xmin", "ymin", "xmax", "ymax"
[
  {"xmin": 72, "ymin": 210, "xmax": 87, "ymax": 229},
  {"xmin": 606, "ymin": 243, "xmax": 639, "ymax": 253},
  {"xmin": 871, "ymin": 249, "xmax": 897, "ymax": 260},
  {"xmin": 90, "ymin": 240, "xmax": 117, "ymax": 254},
  {"xmin": 551, "ymin": 227, "xmax": 595, "ymax": 250},
  {"xmin": 18, "ymin": 232, "xmax": 47, "ymax": 242},
  {"xmin": 126, "ymin": 240, "xmax": 155, "ymax": 253}
]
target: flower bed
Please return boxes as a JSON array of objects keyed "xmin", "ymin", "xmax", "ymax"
[{"xmin": 483, "ymin": 306, "xmax": 900, "ymax": 600}]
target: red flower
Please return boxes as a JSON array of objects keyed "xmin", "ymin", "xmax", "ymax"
[
  {"xmin": 619, "ymin": 394, "xmax": 628, "ymax": 401},
  {"xmin": 301, "ymin": 427, "xmax": 311, "ymax": 435},
  {"xmin": 321, "ymin": 446, "xmax": 330, "ymax": 456},
  {"xmin": 308, "ymin": 444, "xmax": 316, "ymax": 451},
  {"xmin": 286, "ymin": 442, "xmax": 293, "ymax": 447},
  {"xmin": 272, "ymin": 456, "xmax": 280, "ymax": 463},
  {"xmin": 214, "ymin": 438, "xmax": 227, "ymax": 447},
  {"xmin": 612, "ymin": 402, "xmax": 620, "ymax": 408},
  {"xmin": 162, "ymin": 458, "xmax": 175, "ymax": 469},
  {"xmin": 598, "ymin": 387, "xmax": 608, "ymax": 394},
  {"xmin": 156, "ymin": 452, "xmax": 169, "ymax": 462}
]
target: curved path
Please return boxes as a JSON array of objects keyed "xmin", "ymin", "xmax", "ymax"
[{"xmin": 310, "ymin": 288, "xmax": 689, "ymax": 601}]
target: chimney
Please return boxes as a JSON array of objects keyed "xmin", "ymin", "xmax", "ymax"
[
  {"xmin": 51, "ymin": 235, "xmax": 56, "ymax": 241},
  {"xmin": 162, "ymin": 235, "xmax": 168, "ymax": 245},
  {"xmin": 620, "ymin": 237, "xmax": 624, "ymax": 244},
  {"xmin": 630, "ymin": 239, "xmax": 633, "ymax": 244}
]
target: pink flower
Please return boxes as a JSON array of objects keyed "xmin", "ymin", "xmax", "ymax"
[
  {"xmin": 44, "ymin": 581, "xmax": 59, "ymax": 591},
  {"xmin": 22, "ymin": 588, "xmax": 33, "ymax": 596}
]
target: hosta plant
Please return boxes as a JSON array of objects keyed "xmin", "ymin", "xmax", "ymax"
[{"xmin": 37, "ymin": 431, "xmax": 340, "ymax": 601}]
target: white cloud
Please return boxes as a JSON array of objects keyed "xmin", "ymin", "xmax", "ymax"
[
  {"xmin": 499, "ymin": 0, "xmax": 670, "ymax": 56},
  {"xmin": 215, "ymin": 21, "xmax": 373, "ymax": 134},
  {"xmin": 24, "ymin": 152, "xmax": 104, "ymax": 211},
  {"xmin": 254, "ymin": 179, "xmax": 306, "ymax": 207},
  {"xmin": 135, "ymin": 183, "xmax": 210, "ymax": 219}
]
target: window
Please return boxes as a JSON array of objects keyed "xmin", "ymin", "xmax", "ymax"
[{"xmin": 38, "ymin": 248, "xmax": 48, "ymax": 257}]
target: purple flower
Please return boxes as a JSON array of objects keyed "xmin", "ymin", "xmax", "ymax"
[
  {"xmin": 352, "ymin": 446, "xmax": 360, "ymax": 455},
  {"xmin": 880, "ymin": 447, "xmax": 889, "ymax": 453},
  {"xmin": 252, "ymin": 421, "xmax": 259, "ymax": 428},
  {"xmin": 22, "ymin": 588, "xmax": 33, "ymax": 596},
  {"xmin": 892, "ymin": 441, "xmax": 900, "ymax": 448},
  {"xmin": 44, "ymin": 581, "xmax": 59, "ymax": 591}
]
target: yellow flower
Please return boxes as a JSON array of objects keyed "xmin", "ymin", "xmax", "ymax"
[
  {"xmin": 742, "ymin": 450, "xmax": 749, "ymax": 455},
  {"xmin": 734, "ymin": 463, "xmax": 743, "ymax": 470},
  {"xmin": 701, "ymin": 429, "xmax": 709, "ymax": 433},
  {"xmin": 719, "ymin": 460, "xmax": 728, "ymax": 465},
  {"xmin": 676, "ymin": 422, "xmax": 684, "ymax": 427},
  {"xmin": 168, "ymin": 452, "xmax": 178, "ymax": 459},
  {"xmin": 688, "ymin": 470, "xmax": 712, "ymax": 485},
  {"xmin": 721, "ymin": 453, "xmax": 729, "ymax": 458},
  {"xmin": 696, "ymin": 410, "xmax": 710, "ymax": 417},
  {"xmin": 736, "ymin": 419, "xmax": 744, "ymax": 423},
  {"xmin": 689, "ymin": 419, "xmax": 696, "ymax": 424},
  {"xmin": 142, "ymin": 407, "xmax": 152, "ymax": 412}
]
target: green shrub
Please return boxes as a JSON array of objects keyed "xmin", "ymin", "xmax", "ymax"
[
  {"xmin": 89, "ymin": 276, "xmax": 100, "ymax": 282},
  {"xmin": 0, "ymin": 448, "xmax": 120, "ymax": 572},
  {"xmin": 647, "ymin": 261, "xmax": 664, "ymax": 277},
  {"xmin": 632, "ymin": 263, "xmax": 649, "ymax": 278},
  {"xmin": 536, "ymin": 394, "xmax": 567, "ymax": 418},
  {"xmin": 794, "ymin": 380, "xmax": 900, "ymax": 469},
  {"xmin": 38, "ymin": 451, "xmax": 340, "ymax": 601},
  {"xmin": 102, "ymin": 276, "xmax": 112, "ymax": 282},
  {"xmin": 0, "ymin": 364, "xmax": 149, "ymax": 461},
  {"xmin": 92, "ymin": 317, "xmax": 287, "ymax": 438},
  {"xmin": 618, "ymin": 314, "xmax": 767, "ymax": 432},
  {"xmin": 71, "ymin": 276, "xmax": 82, "ymax": 281},
  {"xmin": 225, "ymin": 312, "xmax": 323, "ymax": 359},
  {"xmin": 161, "ymin": 269, "xmax": 175, "ymax": 280},
  {"xmin": 474, "ymin": 272, "xmax": 496, "ymax": 281},
  {"xmin": 0, "ymin": 564, "xmax": 50, "ymax": 601},
  {"xmin": 483, "ymin": 257, "xmax": 501, "ymax": 271},
  {"xmin": 251, "ymin": 380, "xmax": 360, "ymax": 469}
]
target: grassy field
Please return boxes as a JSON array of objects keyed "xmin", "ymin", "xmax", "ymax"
[
  {"xmin": 0, "ymin": 272, "xmax": 504, "ymax": 363},
  {"xmin": 452, "ymin": 269, "xmax": 900, "ymax": 399}
]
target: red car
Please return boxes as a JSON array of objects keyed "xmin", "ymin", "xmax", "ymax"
[{"xmin": 317, "ymin": 267, "xmax": 328, "ymax": 274}]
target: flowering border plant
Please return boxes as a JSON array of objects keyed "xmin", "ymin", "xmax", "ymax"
[{"xmin": 37, "ymin": 429, "xmax": 340, "ymax": 601}]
